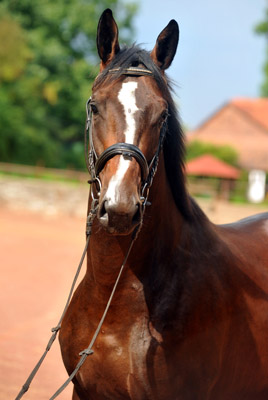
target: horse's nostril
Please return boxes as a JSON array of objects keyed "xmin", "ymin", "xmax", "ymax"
[
  {"xmin": 99, "ymin": 200, "xmax": 107, "ymax": 218},
  {"xmin": 99, "ymin": 200, "xmax": 109, "ymax": 228},
  {"xmin": 132, "ymin": 204, "xmax": 141, "ymax": 224}
]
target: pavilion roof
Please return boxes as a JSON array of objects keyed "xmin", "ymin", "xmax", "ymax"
[{"xmin": 186, "ymin": 154, "xmax": 240, "ymax": 179}]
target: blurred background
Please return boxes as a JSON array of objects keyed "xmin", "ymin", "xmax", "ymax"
[
  {"xmin": 1, "ymin": 1, "xmax": 268, "ymax": 399},
  {"xmin": 0, "ymin": 0, "xmax": 267, "ymax": 204}
]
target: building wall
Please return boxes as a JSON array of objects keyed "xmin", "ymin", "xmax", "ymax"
[{"xmin": 188, "ymin": 104, "xmax": 268, "ymax": 171}]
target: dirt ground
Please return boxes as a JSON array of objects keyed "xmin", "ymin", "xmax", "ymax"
[{"xmin": 0, "ymin": 177, "xmax": 267, "ymax": 399}]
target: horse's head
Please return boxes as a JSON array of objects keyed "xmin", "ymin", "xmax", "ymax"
[{"xmin": 88, "ymin": 9, "xmax": 179, "ymax": 235}]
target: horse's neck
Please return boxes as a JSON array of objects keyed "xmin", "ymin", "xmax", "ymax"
[
  {"xmin": 86, "ymin": 155, "xmax": 184, "ymax": 290},
  {"xmin": 139, "ymin": 156, "xmax": 184, "ymax": 253}
]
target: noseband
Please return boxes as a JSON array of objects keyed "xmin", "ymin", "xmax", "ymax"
[{"xmin": 85, "ymin": 66, "xmax": 168, "ymax": 205}]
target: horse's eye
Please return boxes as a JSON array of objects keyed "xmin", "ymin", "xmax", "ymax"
[{"xmin": 91, "ymin": 104, "xmax": 98, "ymax": 115}]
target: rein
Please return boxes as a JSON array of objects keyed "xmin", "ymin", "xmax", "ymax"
[
  {"xmin": 14, "ymin": 66, "xmax": 168, "ymax": 399},
  {"xmin": 14, "ymin": 200, "xmax": 98, "ymax": 400}
]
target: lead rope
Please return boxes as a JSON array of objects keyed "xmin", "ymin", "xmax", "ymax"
[{"xmin": 14, "ymin": 199, "xmax": 99, "ymax": 400}]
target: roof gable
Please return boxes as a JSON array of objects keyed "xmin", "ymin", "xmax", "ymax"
[
  {"xmin": 231, "ymin": 98, "xmax": 268, "ymax": 131},
  {"xmin": 188, "ymin": 98, "xmax": 268, "ymax": 135},
  {"xmin": 187, "ymin": 98, "xmax": 268, "ymax": 171}
]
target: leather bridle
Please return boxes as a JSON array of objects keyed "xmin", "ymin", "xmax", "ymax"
[{"xmin": 84, "ymin": 66, "xmax": 168, "ymax": 207}]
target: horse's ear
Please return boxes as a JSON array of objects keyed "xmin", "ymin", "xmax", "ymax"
[
  {"xmin": 97, "ymin": 9, "xmax": 120, "ymax": 71},
  {"xmin": 150, "ymin": 20, "xmax": 179, "ymax": 70}
]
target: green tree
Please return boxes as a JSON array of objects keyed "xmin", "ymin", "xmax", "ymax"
[
  {"xmin": 186, "ymin": 140, "xmax": 238, "ymax": 166},
  {"xmin": 0, "ymin": 1, "xmax": 138, "ymax": 168},
  {"xmin": 255, "ymin": 6, "xmax": 268, "ymax": 96}
]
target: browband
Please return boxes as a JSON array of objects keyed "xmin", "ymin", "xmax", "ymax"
[{"xmin": 108, "ymin": 67, "xmax": 153, "ymax": 77}]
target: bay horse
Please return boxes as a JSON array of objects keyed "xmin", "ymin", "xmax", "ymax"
[{"xmin": 59, "ymin": 9, "xmax": 268, "ymax": 400}]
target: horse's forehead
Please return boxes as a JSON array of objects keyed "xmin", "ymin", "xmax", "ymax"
[
  {"xmin": 117, "ymin": 80, "xmax": 139, "ymax": 106},
  {"xmin": 117, "ymin": 80, "xmax": 139, "ymax": 144},
  {"xmin": 122, "ymin": 77, "xmax": 161, "ymax": 99},
  {"xmin": 95, "ymin": 77, "xmax": 163, "ymax": 110}
]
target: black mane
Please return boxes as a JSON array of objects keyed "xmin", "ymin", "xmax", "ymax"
[{"xmin": 93, "ymin": 45, "xmax": 204, "ymax": 222}]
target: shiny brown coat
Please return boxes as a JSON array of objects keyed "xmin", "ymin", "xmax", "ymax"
[{"xmin": 59, "ymin": 9, "xmax": 268, "ymax": 400}]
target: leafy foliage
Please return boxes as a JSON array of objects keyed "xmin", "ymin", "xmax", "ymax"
[
  {"xmin": 0, "ymin": 0, "xmax": 138, "ymax": 168},
  {"xmin": 186, "ymin": 140, "xmax": 239, "ymax": 166},
  {"xmin": 255, "ymin": 7, "xmax": 268, "ymax": 96}
]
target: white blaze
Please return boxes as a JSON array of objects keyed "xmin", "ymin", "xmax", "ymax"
[
  {"xmin": 105, "ymin": 81, "xmax": 138, "ymax": 204},
  {"xmin": 118, "ymin": 81, "xmax": 138, "ymax": 143}
]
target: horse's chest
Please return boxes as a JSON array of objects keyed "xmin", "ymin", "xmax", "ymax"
[{"xmin": 76, "ymin": 316, "xmax": 169, "ymax": 399}]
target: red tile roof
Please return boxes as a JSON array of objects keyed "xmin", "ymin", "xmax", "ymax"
[
  {"xmin": 231, "ymin": 98, "xmax": 268, "ymax": 130},
  {"xmin": 187, "ymin": 97, "xmax": 268, "ymax": 171},
  {"xmin": 186, "ymin": 154, "xmax": 240, "ymax": 179}
]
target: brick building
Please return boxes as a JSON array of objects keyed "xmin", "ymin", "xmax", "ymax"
[{"xmin": 188, "ymin": 98, "xmax": 268, "ymax": 172}]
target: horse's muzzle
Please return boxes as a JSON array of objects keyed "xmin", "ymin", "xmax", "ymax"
[{"xmin": 98, "ymin": 197, "xmax": 142, "ymax": 235}]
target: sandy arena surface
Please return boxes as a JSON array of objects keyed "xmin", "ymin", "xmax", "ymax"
[{"xmin": 0, "ymin": 177, "xmax": 267, "ymax": 399}]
